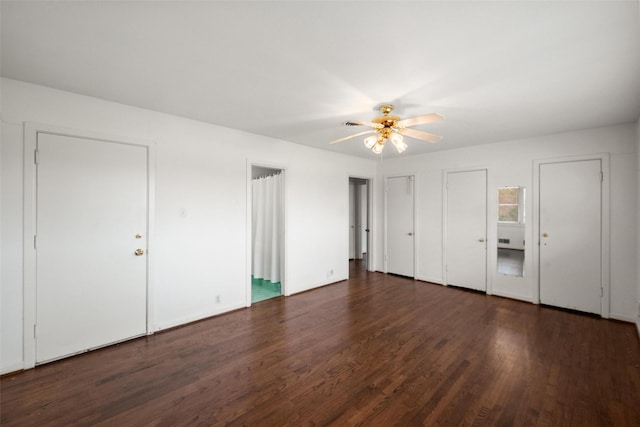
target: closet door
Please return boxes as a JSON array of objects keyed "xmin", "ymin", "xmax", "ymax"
[
  {"xmin": 386, "ymin": 176, "xmax": 415, "ymax": 277},
  {"xmin": 446, "ymin": 169, "xmax": 487, "ymax": 291},
  {"xmin": 539, "ymin": 159, "xmax": 602, "ymax": 314}
]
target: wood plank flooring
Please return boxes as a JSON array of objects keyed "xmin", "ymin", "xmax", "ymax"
[{"xmin": 2, "ymin": 261, "xmax": 639, "ymax": 426}]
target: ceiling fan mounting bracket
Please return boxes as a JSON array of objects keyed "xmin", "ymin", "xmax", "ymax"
[{"xmin": 379, "ymin": 104, "xmax": 394, "ymax": 115}]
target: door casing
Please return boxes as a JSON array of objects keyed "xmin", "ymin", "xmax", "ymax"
[
  {"xmin": 349, "ymin": 175, "xmax": 375, "ymax": 274},
  {"xmin": 246, "ymin": 161, "xmax": 288, "ymax": 306}
]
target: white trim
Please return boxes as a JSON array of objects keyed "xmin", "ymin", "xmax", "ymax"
[
  {"xmin": 532, "ymin": 153, "xmax": 610, "ymax": 318},
  {"xmin": 491, "ymin": 289, "xmax": 535, "ymax": 304},
  {"xmin": 383, "ymin": 174, "xmax": 417, "ymax": 278},
  {"xmin": 608, "ymin": 313, "xmax": 636, "ymax": 323},
  {"xmin": 154, "ymin": 303, "xmax": 245, "ymax": 332},
  {"xmin": 246, "ymin": 160, "xmax": 288, "ymax": 306},
  {"xmin": 22, "ymin": 122, "xmax": 155, "ymax": 368},
  {"xmin": 442, "ymin": 167, "xmax": 489, "ymax": 291},
  {"xmin": 0, "ymin": 362, "xmax": 25, "ymax": 376}
]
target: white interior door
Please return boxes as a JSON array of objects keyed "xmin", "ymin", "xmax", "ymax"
[
  {"xmin": 36, "ymin": 132, "xmax": 148, "ymax": 363},
  {"xmin": 539, "ymin": 159, "xmax": 601, "ymax": 314},
  {"xmin": 386, "ymin": 176, "xmax": 414, "ymax": 277},
  {"xmin": 446, "ymin": 169, "xmax": 487, "ymax": 291}
]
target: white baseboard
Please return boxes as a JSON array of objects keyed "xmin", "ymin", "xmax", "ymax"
[
  {"xmin": 491, "ymin": 290, "xmax": 535, "ymax": 304},
  {"xmin": 289, "ymin": 276, "xmax": 347, "ymax": 296},
  {"xmin": 609, "ymin": 313, "xmax": 636, "ymax": 323},
  {"xmin": 414, "ymin": 275, "xmax": 444, "ymax": 285},
  {"xmin": 153, "ymin": 302, "xmax": 245, "ymax": 332},
  {"xmin": 1, "ymin": 361, "xmax": 25, "ymax": 376}
]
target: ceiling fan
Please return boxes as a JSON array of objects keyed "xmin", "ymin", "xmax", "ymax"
[{"xmin": 330, "ymin": 104, "xmax": 444, "ymax": 154}]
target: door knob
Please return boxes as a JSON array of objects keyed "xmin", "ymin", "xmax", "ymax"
[
  {"xmin": 135, "ymin": 249, "xmax": 144, "ymax": 256},
  {"xmin": 478, "ymin": 238, "xmax": 485, "ymax": 242},
  {"xmin": 542, "ymin": 233, "xmax": 549, "ymax": 238},
  {"xmin": 408, "ymin": 232, "xmax": 413, "ymax": 236}
]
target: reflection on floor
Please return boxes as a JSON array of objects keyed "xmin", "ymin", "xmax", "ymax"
[
  {"xmin": 251, "ymin": 277, "xmax": 281, "ymax": 303},
  {"xmin": 349, "ymin": 254, "xmax": 368, "ymax": 278},
  {"xmin": 497, "ymin": 249, "xmax": 524, "ymax": 277}
]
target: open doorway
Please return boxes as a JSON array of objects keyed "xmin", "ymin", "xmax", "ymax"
[
  {"xmin": 349, "ymin": 177, "xmax": 371, "ymax": 276},
  {"xmin": 251, "ymin": 165, "xmax": 284, "ymax": 303}
]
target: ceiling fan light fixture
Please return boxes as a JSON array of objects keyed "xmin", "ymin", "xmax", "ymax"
[
  {"xmin": 371, "ymin": 140, "xmax": 385, "ymax": 154},
  {"xmin": 391, "ymin": 138, "xmax": 408, "ymax": 153},
  {"xmin": 390, "ymin": 132, "xmax": 403, "ymax": 144},
  {"xmin": 363, "ymin": 135, "xmax": 378, "ymax": 149}
]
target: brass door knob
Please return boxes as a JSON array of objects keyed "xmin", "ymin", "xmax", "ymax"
[
  {"xmin": 408, "ymin": 232, "xmax": 413, "ymax": 236},
  {"xmin": 478, "ymin": 238, "xmax": 485, "ymax": 242},
  {"xmin": 135, "ymin": 249, "xmax": 144, "ymax": 256},
  {"xmin": 542, "ymin": 233, "xmax": 549, "ymax": 238}
]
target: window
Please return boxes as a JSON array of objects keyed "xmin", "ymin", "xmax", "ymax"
[{"xmin": 498, "ymin": 187, "xmax": 523, "ymax": 223}]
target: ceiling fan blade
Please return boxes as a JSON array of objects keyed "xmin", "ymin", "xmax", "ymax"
[
  {"xmin": 329, "ymin": 130, "xmax": 376, "ymax": 144},
  {"xmin": 400, "ymin": 127, "xmax": 442, "ymax": 143},
  {"xmin": 396, "ymin": 113, "xmax": 445, "ymax": 128},
  {"xmin": 345, "ymin": 120, "xmax": 384, "ymax": 129}
]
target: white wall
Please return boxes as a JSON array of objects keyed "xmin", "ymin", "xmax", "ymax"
[
  {"xmin": 0, "ymin": 78, "xmax": 377, "ymax": 373},
  {"xmin": 376, "ymin": 123, "xmax": 638, "ymax": 320}
]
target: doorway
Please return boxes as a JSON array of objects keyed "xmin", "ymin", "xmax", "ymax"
[
  {"xmin": 444, "ymin": 169, "xmax": 488, "ymax": 291},
  {"xmin": 537, "ymin": 157, "xmax": 607, "ymax": 315},
  {"xmin": 25, "ymin": 129, "xmax": 151, "ymax": 365},
  {"xmin": 349, "ymin": 177, "xmax": 370, "ymax": 275},
  {"xmin": 385, "ymin": 175, "xmax": 415, "ymax": 278},
  {"xmin": 251, "ymin": 166, "xmax": 284, "ymax": 303}
]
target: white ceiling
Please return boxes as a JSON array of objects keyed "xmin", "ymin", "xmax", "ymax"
[{"xmin": 2, "ymin": 1, "xmax": 639, "ymax": 159}]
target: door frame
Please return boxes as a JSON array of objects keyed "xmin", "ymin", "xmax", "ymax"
[
  {"xmin": 246, "ymin": 161, "xmax": 288, "ymax": 306},
  {"xmin": 532, "ymin": 153, "xmax": 610, "ymax": 318},
  {"xmin": 23, "ymin": 122, "xmax": 156, "ymax": 369},
  {"xmin": 384, "ymin": 174, "xmax": 417, "ymax": 277},
  {"xmin": 442, "ymin": 167, "xmax": 489, "ymax": 289},
  {"xmin": 348, "ymin": 175, "xmax": 375, "ymax": 274}
]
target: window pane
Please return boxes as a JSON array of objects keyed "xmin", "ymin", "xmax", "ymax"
[
  {"xmin": 499, "ymin": 205, "xmax": 519, "ymax": 222},
  {"xmin": 498, "ymin": 187, "xmax": 519, "ymax": 204}
]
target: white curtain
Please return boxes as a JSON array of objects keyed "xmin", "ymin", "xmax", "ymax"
[{"xmin": 252, "ymin": 173, "xmax": 282, "ymax": 283}]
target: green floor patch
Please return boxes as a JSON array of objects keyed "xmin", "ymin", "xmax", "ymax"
[{"xmin": 252, "ymin": 276, "xmax": 281, "ymax": 303}]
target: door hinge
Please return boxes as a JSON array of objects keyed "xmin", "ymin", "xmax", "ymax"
[
  {"xmin": 600, "ymin": 287, "xmax": 603, "ymax": 297},
  {"xmin": 600, "ymin": 171, "xmax": 604, "ymax": 183},
  {"xmin": 34, "ymin": 235, "xmax": 37, "ymax": 250},
  {"xmin": 34, "ymin": 150, "xmax": 39, "ymax": 164},
  {"xmin": 33, "ymin": 324, "xmax": 37, "ymax": 338}
]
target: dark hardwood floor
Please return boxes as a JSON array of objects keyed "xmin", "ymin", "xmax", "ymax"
[{"xmin": 2, "ymin": 261, "xmax": 639, "ymax": 426}]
